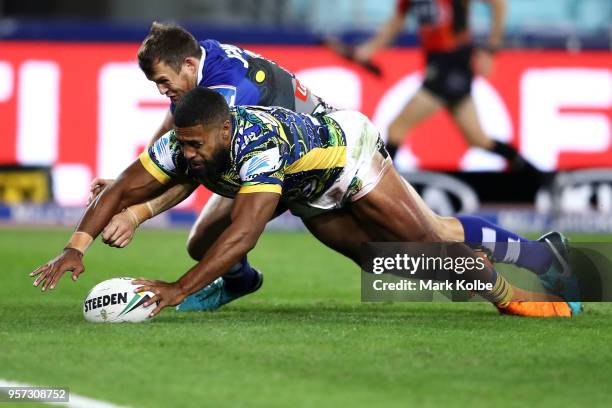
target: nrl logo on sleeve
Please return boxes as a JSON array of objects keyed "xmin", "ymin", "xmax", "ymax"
[
  {"xmin": 153, "ymin": 131, "xmax": 178, "ymax": 170},
  {"xmin": 240, "ymin": 148, "xmax": 282, "ymax": 181}
]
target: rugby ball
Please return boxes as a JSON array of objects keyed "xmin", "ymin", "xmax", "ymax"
[{"xmin": 83, "ymin": 277, "xmax": 156, "ymax": 323}]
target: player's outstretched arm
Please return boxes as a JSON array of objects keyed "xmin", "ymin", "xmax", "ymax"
[
  {"xmin": 101, "ymin": 180, "xmax": 198, "ymax": 248},
  {"xmin": 134, "ymin": 191, "xmax": 280, "ymax": 316},
  {"xmin": 150, "ymin": 110, "xmax": 175, "ymax": 146},
  {"xmin": 486, "ymin": 0, "xmax": 506, "ymax": 51},
  {"xmin": 30, "ymin": 159, "xmax": 168, "ymax": 291},
  {"xmin": 474, "ymin": 0, "xmax": 506, "ymax": 77}
]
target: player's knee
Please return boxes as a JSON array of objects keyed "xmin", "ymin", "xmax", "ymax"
[
  {"xmin": 467, "ymin": 137, "xmax": 493, "ymax": 150},
  {"xmin": 186, "ymin": 228, "xmax": 212, "ymax": 261},
  {"xmin": 186, "ymin": 236, "xmax": 205, "ymax": 261},
  {"xmin": 431, "ymin": 216, "xmax": 463, "ymax": 242},
  {"xmin": 413, "ymin": 228, "xmax": 443, "ymax": 243}
]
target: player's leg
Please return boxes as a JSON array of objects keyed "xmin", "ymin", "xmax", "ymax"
[
  {"xmin": 396, "ymin": 173, "xmax": 573, "ymax": 298},
  {"xmin": 302, "ymin": 209, "xmax": 372, "ymax": 265},
  {"xmin": 385, "ymin": 88, "xmax": 443, "ymax": 160},
  {"xmin": 347, "ymin": 165, "xmax": 505, "ymax": 296},
  {"xmin": 186, "ymin": 194, "xmax": 259, "ymax": 294},
  {"xmin": 186, "ymin": 193, "xmax": 232, "ymax": 260},
  {"xmin": 335, "ymin": 108, "xmax": 568, "ymax": 280},
  {"xmin": 450, "ymin": 96, "xmax": 539, "ymax": 173},
  {"xmin": 346, "ymin": 163, "xmax": 572, "ymax": 316},
  {"xmin": 303, "ymin": 206, "xmax": 568, "ymax": 318},
  {"xmin": 449, "ymin": 96, "xmax": 493, "ymax": 150}
]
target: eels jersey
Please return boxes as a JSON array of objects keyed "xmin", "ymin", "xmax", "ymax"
[{"xmin": 140, "ymin": 106, "xmax": 351, "ymax": 206}]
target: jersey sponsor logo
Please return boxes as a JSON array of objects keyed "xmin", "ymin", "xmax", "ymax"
[
  {"xmin": 209, "ymin": 85, "xmax": 237, "ymax": 106},
  {"xmin": 152, "ymin": 132, "xmax": 178, "ymax": 173},
  {"xmin": 294, "ymin": 79, "xmax": 308, "ymax": 101},
  {"xmin": 239, "ymin": 148, "xmax": 282, "ymax": 182}
]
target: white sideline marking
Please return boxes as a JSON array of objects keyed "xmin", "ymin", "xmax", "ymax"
[{"xmin": 0, "ymin": 379, "xmax": 129, "ymax": 408}]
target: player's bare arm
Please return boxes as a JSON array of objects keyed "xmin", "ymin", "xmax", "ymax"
[
  {"xmin": 474, "ymin": 0, "xmax": 507, "ymax": 77},
  {"xmin": 354, "ymin": 10, "xmax": 404, "ymax": 62},
  {"xmin": 134, "ymin": 191, "xmax": 280, "ymax": 316},
  {"xmin": 486, "ymin": 0, "xmax": 506, "ymax": 50},
  {"xmin": 30, "ymin": 160, "xmax": 168, "ymax": 291},
  {"xmin": 102, "ymin": 180, "xmax": 198, "ymax": 248},
  {"xmin": 151, "ymin": 110, "xmax": 175, "ymax": 146}
]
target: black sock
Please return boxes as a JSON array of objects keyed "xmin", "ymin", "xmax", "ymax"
[
  {"xmin": 385, "ymin": 142, "xmax": 399, "ymax": 161},
  {"xmin": 490, "ymin": 141, "xmax": 540, "ymax": 173},
  {"xmin": 222, "ymin": 257, "xmax": 259, "ymax": 294},
  {"xmin": 490, "ymin": 141, "xmax": 519, "ymax": 161}
]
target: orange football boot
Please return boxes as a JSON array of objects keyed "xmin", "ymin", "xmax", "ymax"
[{"xmin": 496, "ymin": 301, "xmax": 572, "ymax": 317}]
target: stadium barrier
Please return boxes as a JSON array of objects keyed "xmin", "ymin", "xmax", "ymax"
[{"xmin": 3, "ymin": 169, "xmax": 612, "ymax": 233}]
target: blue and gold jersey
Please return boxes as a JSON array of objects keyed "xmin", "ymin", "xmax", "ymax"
[{"xmin": 140, "ymin": 106, "xmax": 348, "ymax": 205}]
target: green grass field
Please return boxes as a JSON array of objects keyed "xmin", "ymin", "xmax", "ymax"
[{"xmin": 2, "ymin": 228, "xmax": 612, "ymax": 407}]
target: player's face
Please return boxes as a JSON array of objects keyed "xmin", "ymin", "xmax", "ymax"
[
  {"xmin": 175, "ymin": 121, "xmax": 232, "ymax": 178},
  {"xmin": 148, "ymin": 59, "xmax": 198, "ymax": 103}
]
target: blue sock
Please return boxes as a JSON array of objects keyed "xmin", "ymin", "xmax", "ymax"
[
  {"xmin": 222, "ymin": 256, "xmax": 259, "ymax": 294},
  {"xmin": 457, "ymin": 215, "xmax": 552, "ymax": 275}
]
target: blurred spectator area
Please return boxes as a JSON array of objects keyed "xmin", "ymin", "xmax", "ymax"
[{"xmin": 0, "ymin": 0, "xmax": 611, "ymax": 48}]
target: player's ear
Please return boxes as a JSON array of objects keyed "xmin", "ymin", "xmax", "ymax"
[
  {"xmin": 183, "ymin": 57, "xmax": 199, "ymax": 75},
  {"xmin": 221, "ymin": 120, "xmax": 231, "ymax": 141}
]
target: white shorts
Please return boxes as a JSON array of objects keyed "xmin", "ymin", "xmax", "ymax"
[{"xmin": 288, "ymin": 110, "xmax": 392, "ymax": 219}]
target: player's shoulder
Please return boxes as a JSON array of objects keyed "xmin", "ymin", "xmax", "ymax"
[
  {"xmin": 151, "ymin": 129, "xmax": 180, "ymax": 159},
  {"xmin": 198, "ymin": 39, "xmax": 222, "ymax": 53},
  {"xmin": 199, "ymin": 39, "xmax": 247, "ymax": 59},
  {"xmin": 145, "ymin": 129, "xmax": 188, "ymax": 178},
  {"xmin": 231, "ymin": 107, "xmax": 288, "ymax": 158},
  {"xmin": 231, "ymin": 106, "xmax": 278, "ymax": 142},
  {"xmin": 235, "ymin": 105, "xmax": 283, "ymax": 126}
]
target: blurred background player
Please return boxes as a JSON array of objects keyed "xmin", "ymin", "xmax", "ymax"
[
  {"xmin": 90, "ymin": 22, "xmax": 335, "ymax": 312},
  {"xmin": 353, "ymin": 0, "xmax": 539, "ymax": 174}
]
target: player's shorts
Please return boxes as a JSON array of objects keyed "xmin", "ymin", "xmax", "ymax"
[
  {"xmin": 288, "ymin": 110, "xmax": 392, "ymax": 219},
  {"xmin": 246, "ymin": 55, "xmax": 336, "ymax": 116},
  {"xmin": 422, "ymin": 45, "xmax": 473, "ymax": 107}
]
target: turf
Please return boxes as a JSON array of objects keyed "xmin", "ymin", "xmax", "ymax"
[{"xmin": 2, "ymin": 228, "xmax": 612, "ymax": 407}]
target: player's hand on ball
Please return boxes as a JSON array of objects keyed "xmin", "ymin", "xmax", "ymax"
[
  {"xmin": 30, "ymin": 248, "xmax": 85, "ymax": 291},
  {"xmin": 102, "ymin": 210, "xmax": 138, "ymax": 248},
  {"xmin": 88, "ymin": 178, "xmax": 114, "ymax": 205},
  {"xmin": 132, "ymin": 279, "xmax": 187, "ymax": 317}
]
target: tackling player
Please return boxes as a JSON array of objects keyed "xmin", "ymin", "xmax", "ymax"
[
  {"xmin": 31, "ymin": 88, "xmax": 580, "ymax": 318},
  {"xmin": 353, "ymin": 0, "xmax": 538, "ymax": 173},
  {"xmin": 91, "ymin": 22, "xmax": 334, "ymax": 311}
]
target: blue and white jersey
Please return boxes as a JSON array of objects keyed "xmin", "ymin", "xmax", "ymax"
[{"xmin": 170, "ymin": 40, "xmax": 298, "ymax": 113}]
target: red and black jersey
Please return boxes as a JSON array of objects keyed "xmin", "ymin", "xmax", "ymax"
[{"xmin": 397, "ymin": 0, "xmax": 472, "ymax": 52}]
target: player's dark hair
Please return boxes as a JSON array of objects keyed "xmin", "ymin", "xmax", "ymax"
[
  {"xmin": 174, "ymin": 87, "xmax": 230, "ymax": 128},
  {"xmin": 138, "ymin": 22, "xmax": 202, "ymax": 77}
]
